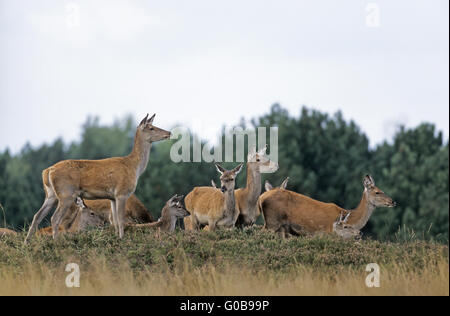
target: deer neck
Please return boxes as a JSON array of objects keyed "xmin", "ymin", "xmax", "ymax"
[
  {"xmin": 346, "ymin": 189, "xmax": 376, "ymax": 230},
  {"xmin": 224, "ymin": 189, "xmax": 236, "ymax": 218},
  {"xmin": 243, "ymin": 162, "xmax": 262, "ymax": 206},
  {"xmin": 128, "ymin": 131, "xmax": 152, "ymax": 178},
  {"xmin": 159, "ymin": 207, "xmax": 177, "ymax": 232}
]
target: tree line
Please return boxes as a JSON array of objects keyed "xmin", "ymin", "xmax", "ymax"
[{"xmin": 0, "ymin": 104, "xmax": 448, "ymax": 241}]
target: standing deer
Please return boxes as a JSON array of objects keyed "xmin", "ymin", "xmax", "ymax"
[
  {"xmin": 234, "ymin": 145, "xmax": 279, "ymax": 227},
  {"xmin": 184, "ymin": 163, "xmax": 243, "ymax": 231},
  {"xmin": 133, "ymin": 194, "xmax": 189, "ymax": 233},
  {"xmin": 25, "ymin": 114, "xmax": 171, "ymax": 243},
  {"xmin": 259, "ymin": 175, "xmax": 396, "ymax": 237}
]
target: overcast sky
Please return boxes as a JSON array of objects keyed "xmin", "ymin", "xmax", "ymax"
[{"xmin": 0, "ymin": 0, "xmax": 448, "ymax": 153}]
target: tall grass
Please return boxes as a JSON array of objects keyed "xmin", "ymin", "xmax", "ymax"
[{"xmin": 0, "ymin": 227, "xmax": 448, "ymax": 296}]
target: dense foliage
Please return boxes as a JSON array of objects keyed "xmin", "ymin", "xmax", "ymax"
[{"xmin": 0, "ymin": 105, "xmax": 448, "ymax": 241}]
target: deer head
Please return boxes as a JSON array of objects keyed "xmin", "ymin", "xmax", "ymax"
[
  {"xmin": 138, "ymin": 114, "xmax": 171, "ymax": 143},
  {"xmin": 363, "ymin": 175, "xmax": 396, "ymax": 208},
  {"xmin": 333, "ymin": 221, "xmax": 362, "ymax": 239},
  {"xmin": 75, "ymin": 197, "xmax": 107, "ymax": 230},
  {"xmin": 166, "ymin": 194, "xmax": 190, "ymax": 219},
  {"xmin": 215, "ymin": 163, "xmax": 244, "ymax": 193},
  {"xmin": 264, "ymin": 177, "xmax": 289, "ymax": 191},
  {"xmin": 247, "ymin": 145, "xmax": 279, "ymax": 173}
]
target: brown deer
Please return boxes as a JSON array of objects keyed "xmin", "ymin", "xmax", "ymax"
[
  {"xmin": 259, "ymin": 175, "xmax": 396, "ymax": 237},
  {"xmin": 234, "ymin": 145, "xmax": 279, "ymax": 227},
  {"xmin": 25, "ymin": 114, "xmax": 171, "ymax": 243},
  {"xmin": 184, "ymin": 163, "xmax": 243, "ymax": 231},
  {"xmin": 0, "ymin": 228, "xmax": 16, "ymax": 237},
  {"xmin": 132, "ymin": 194, "xmax": 189, "ymax": 232},
  {"xmin": 188, "ymin": 146, "xmax": 278, "ymax": 230},
  {"xmin": 38, "ymin": 197, "xmax": 107, "ymax": 235},
  {"xmin": 38, "ymin": 194, "xmax": 154, "ymax": 235}
]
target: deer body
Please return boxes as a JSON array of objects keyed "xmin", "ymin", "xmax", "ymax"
[
  {"xmin": 259, "ymin": 175, "xmax": 395, "ymax": 237},
  {"xmin": 132, "ymin": 195, "xmax": 189, "ymax": 233},
  {"xmin": 184, "ymin": 163, "xmax": 243, "ymax": 231},
  {"xmin": 25, "ymin": 114, "xmax": 170, "ymax": 243},
  {"xmin": 0, "ymin": 228, "xmax": 16, "ymax": 237}
]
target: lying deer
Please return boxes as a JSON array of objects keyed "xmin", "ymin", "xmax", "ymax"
[
  {"xmin": 38, "ymin": 197, "xmax": 107, "ymax": 235},
  {"xmin": 132, "ymin": 194, "xmax": 189, "ymax": 233},
  {"xmin": 259, "ymin": 175, "xmax": 396, "ymax": 237},
  {"xmin": 25, "ymin": 114, "xmax": 171, "ymax": 243},
  {"xmin": 184, "ymin": 163, "xmax": 243, "ymax": 231},
  {"xmin": 0, "ymin": 228, "xmax": 16, "ymax": 237},
  {"xmin": 39, "ymin": 194, "xmax": 154, "ymax": 235},
  {"xmin": 82, "ymin": 194, "xmax": 155, "ymax": 225}
]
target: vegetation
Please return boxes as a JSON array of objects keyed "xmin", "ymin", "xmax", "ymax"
[
  {"xmin": 0, "ymin": 104, "xmax": 448, "ymax": 242},
  {"xmin": 0, "ymin": 228, "xmax": 448, "ymax": 295}
]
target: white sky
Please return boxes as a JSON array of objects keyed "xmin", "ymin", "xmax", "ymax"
[{"xmin": 0, "ymin": 0, "xmax": 448, "ymax": 153}]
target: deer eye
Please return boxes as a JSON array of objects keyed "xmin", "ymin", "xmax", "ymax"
[{"xmin": 375, "ymin": 192, "xmax": 381, "ymax": 195}]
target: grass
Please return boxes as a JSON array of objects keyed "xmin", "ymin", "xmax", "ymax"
[{"xmin": 0, "ymin": 227, "xmax": 448, "ymax": 296}]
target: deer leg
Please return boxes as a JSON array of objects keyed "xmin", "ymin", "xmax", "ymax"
[
  {"xmin": 208, "ymin": 220, "xmax": 217, "ymax": 231},
  {"xmin": 191, "ymin": 214, "xmax": 200, "ymax": 231},
  {"xmin": 24, "ymin": 196, "xmax": 57, "ymax": 244},
  {"xmin": 110, "ymin": 200, "xmax": 118, "ymax": 233},
  {"xmin": 115, "ymin": 196, "xmax": 128, "ymax": 239},
  {"xmin": 51, "ymin": 197, "xmax": 73, "ymax": 239}
]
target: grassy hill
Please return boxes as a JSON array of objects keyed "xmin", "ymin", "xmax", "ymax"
[{"xmin": 0, "ymin": 227, "xmax": 448, "ymax": 295}]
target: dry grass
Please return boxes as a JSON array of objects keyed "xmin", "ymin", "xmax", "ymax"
[
  {"xmin": 0, "ymin": 227, "xmax": 448, "ymax": 296},
  {"xmin": 0, "ymin": 260, "xmax": 448, "ymax": 296}
]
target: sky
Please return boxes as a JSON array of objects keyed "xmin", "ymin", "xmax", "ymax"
[{"xmin": 0, "ymin": 0, "xmax": 448, "ymax": 153}]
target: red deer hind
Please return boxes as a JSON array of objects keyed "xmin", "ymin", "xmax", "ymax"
[{"xmin": 25, "ymin": 114, "xmax": 171, "ymax": 243}]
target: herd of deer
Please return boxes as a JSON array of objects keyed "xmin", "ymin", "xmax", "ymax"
[{"xmin": 0, "ymin": 114, "xmax": 397, "ymax": 243}]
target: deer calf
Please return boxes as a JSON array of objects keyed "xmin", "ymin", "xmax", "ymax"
[
  {"xmin": 38, "ymin": 197, "xmax": 107, "ymax": 235},
  {"xmin": 184, "ymin": 163, "xmax": 243, "ymax": 231},
  {"xmin": 259, "ymin": 175, "xmax": 396, "ymax": 238},
  {"xmin": 132, "ymin": 194, "xmax": 189, "ymax": 233}
]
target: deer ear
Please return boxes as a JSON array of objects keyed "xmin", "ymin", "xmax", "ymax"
[
  {"xmin": 211, "ymin": 179, "xmax": 217, "ymax": 188},
  {"xmin": 280, "ymin": 177, "xmax": 289, "ymax": 189},
  {"xmin": 215, "ymin": 163, "xmax": 226, "ymax": 175},
  {"xmin": 258, "ymin": 144, "xmax": 268, "ymax": 155},
  {"xmin": 265, "ymin": 180, "xmax": 273, "ymax": 191},
  {"xmin": 147, "ymin": 113, "xmax": 156, "ymax": 124},
  {"xmin": 75, "ymin": 197, "xmax": 87, "ymax": 209},
  {"xmin": 139, "ymin": 114, "xmax": 149, "ymax": 126},
  {"xmin": 168, "ymin": 194, "xmax": 179, "ymax": 205},
  {"xmin": 363, "ymin": 175, "xmax": 375, "ymax": 189},
  {"xmin": 232, "ymin": 163, "xmax": 244, "ymax": 175}
]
